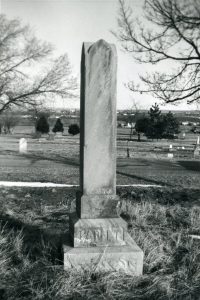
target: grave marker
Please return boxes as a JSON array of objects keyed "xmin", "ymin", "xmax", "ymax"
[
  {"xmin": 19, "ymin": 138, "xmax": 27, "ymax": 153},
  {"xmin": 194, "ymin": 136, "xmax": 200, "ymax": 157},
  {"xmin": 63, "ymin": 40, "xmax": 143, "ymax": 274}
]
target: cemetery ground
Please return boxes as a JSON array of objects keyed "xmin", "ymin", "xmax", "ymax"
[
  {"xmin": 0, "ymin": 126, "xmax": 200, "ymax": 188},
  {"xmin": 0, "ymin": 127, "xmax": 200, "ymax": 299}
]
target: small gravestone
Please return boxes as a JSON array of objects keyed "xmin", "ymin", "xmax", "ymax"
[
  {"xmin": 194, "ymin": 136, "xmax": 200, "ymax": 157},
  {"xmin": 63, "ymin": 40, "xmax": 143, "ymax": 274},
  {"xmin": 194, "ymin": 147, "xmax": 200, "ymax": 157},
  {"xmin": 19, "ymin": 138, "xmax": 27, "ymax": 153},
  {"xmin": 169, "ymin": 144, "xmax": 173, "ymax": 152},
  {"xmin": 47, "ymin": 133, "xmax": 55, "ymax": 141}
]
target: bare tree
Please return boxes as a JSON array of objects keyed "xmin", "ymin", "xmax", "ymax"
[
  {"xmin": 0, "ymin": 111, "xmax": 19, "ymax": 134},
  {"xmin": 28, "ymin": 104, "xmax": 52, "ymax": 131},
  {"xmin": 114, "ymin": 0, "xmax": 200, "ymax": 104},
  {"xmin": 0, "ymin": 14, "xmax": 77, "ymax": 113},
  {"xmin": 131, "ymin": 99, "xmax": 144, "ymax": 141}
]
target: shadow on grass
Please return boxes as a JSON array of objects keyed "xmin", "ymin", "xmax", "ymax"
[
  {"xmin": 23, "ymin": 153, "xmax": 80, "ymax": 168},
  {"xmin": 0, "ymin": 212, "xmax": 66, "ymax": 264},
  {"xmin": 118, "ymin": 137, "xmax": 147, "ymax": 142},
  {"xmin": 117, "ymin": 171, "xmax": 170, "ymax": 186},
  {"xmin": 0, "ymin": 150, "xmax": 19, "ymax": 155},
  {"xmin": 177, "ymin": 160, "xmax": 200, "ymax": 172}
]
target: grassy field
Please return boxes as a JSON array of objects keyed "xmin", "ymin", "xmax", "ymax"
[
  {"xmin": 0, "ymin": 127, "xmax": 200, "ymax": 299},
  {"xmin": 0, "ymin": 130, "xmax": 200, "ymax": 188},
  {"xmin": 0, "ymin": 186, "xmax": 199, "ymax": 299}
]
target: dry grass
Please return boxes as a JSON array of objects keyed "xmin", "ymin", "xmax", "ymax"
[{"xmin": 0, "ymin": 187, "xmax": 199, "ymax": 299}]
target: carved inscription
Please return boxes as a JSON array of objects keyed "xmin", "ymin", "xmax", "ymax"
[
  {"xmin": 74, "ymin": 226, "xmax": 126, "ymax": 247},
  {"xmin": 79, "ymin": 228, "xmax": 102, "ymax": 242},
  {"xmin": 107, "ymin": 227, "xmax": 124, "ymax": 242},
  {"xmin": 100, "ymin": 259, "xmax": 136, "ymax": 272},
  {"xmin": 65, "ymin": 256, "xmax": 137, "ymax": 273},
  {"xmin": 74, "ymin": 228, "xmax": 103, "ymax": 246}
]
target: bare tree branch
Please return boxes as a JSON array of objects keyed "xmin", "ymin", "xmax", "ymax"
[
  {"xmin": 0, "ymin": 14, "xmax": 78, "ymax": 113},
  {"xmin": 114, "ymin": 0, "xmax": 200, "ymax": 104}
]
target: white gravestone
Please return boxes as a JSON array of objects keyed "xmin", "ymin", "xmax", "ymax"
[{"xmin": 19, "ymin": 138, "xmax": 27, "ymax": 153}]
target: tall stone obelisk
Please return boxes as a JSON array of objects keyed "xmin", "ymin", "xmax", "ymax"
[{"xmin": 63, "ymin": 40, "xmax": 143, "ymax": 274}]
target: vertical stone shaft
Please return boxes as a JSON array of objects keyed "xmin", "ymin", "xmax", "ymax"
[
  {"xmin": 77, "ymin": 40, "xmax": 119, "ymax": 218},
  {"xmin": 80, "ymin": 40, "xmax": 117, "ymax": 195}
]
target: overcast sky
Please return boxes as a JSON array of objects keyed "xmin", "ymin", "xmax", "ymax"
[{"xmin": 1, "ymin": 0, "xmax": 197, "ymax": 110}]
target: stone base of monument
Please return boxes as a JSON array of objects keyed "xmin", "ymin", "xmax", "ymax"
[
  {"xmin": 63, "ymin": 214, "xmax": 143, "ymax": 275},
  {"xmin": 63, "ymin": 232, "xmax": 143, "ymax": 274}
]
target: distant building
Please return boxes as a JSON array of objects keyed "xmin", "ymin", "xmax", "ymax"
[
  {"xmin": 124, "ymin": 122, "xmax": 135, "ymax": 128},
  {"xmin": 182, "ymin": 121, "xmax": 189, "ymax": 126}
]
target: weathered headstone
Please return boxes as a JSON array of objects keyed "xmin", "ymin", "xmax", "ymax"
[
  {"xmin": 63, "ymin": 40, "xmax": 143, "ymax": 274},
  {"xmin": 19, "ymin": 138, "xmax": 27, "ymax": 153},
  {"xmin": 46, "ymin": 133, "xmax": 55, "ymax": 141},
  {"xmin": 194, "ymin": 147, "xmax": 199, "ymax": 157},
  {"xmin": 194, "ymin": 136, "xmax": 200, "ymax": 157}
]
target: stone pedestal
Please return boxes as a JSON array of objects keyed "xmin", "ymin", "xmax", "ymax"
[
  {"xmin": 69, "ymin": 213, "xmax": 127, "ymax": 247},
  {"xmin": 63, "ymin": 212, "xmax": 143, "ymax": 274},
  {"xmin": 63, "ymin": 40, "xmax": 143, "ymax": 275},
  {"xmin": 63, "ymin": 232, "xmax": 143, "ymax": 274}
]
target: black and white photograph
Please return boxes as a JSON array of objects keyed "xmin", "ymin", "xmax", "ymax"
[{"xmin": 0, "ymin": 0, "xmax": 200, "ymax": 299}]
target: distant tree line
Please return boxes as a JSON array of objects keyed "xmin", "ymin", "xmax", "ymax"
[
  {"xmin": 0, "ymin": 112, "xmax": 19, "ymax": 134},
  {"xmin": 35, "ymin": 114, "xmax": 80, "ymax": 136},
  {"xmin": 135, "ymin": 103, "xmax": 180, "ymax": 140}
]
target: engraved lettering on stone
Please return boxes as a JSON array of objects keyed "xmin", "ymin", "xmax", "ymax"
[
  {"xmin": 79, "ymin": 228, "xmax": 102, "ymax": 242},
  {"xmin": 94, "ymin": 229, "xmax": 102, "ymax": 241},
  {"xmin": 99, "ymin": 259, "xmax": 136, "ymax": 272},
  {"xmin": 128, "ymin": 261, "xmax": 136, "ymax": 272},
  {"xmin": 101, "ymin": 260, "xmax": 115, "ymax": 271},
  {"xmin": 107, "ymin": 228, "xmax": 124, "ymax": 241}
]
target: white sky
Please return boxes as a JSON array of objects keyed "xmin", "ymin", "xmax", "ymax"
[{"xmin": 1, "ymin": 0, "xmax": 197, "ymax": 110}]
